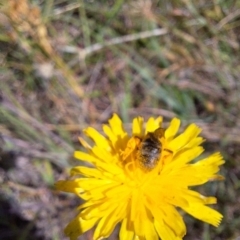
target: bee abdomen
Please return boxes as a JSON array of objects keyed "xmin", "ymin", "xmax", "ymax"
[{"xmin": 139, "ymin": 137, "xmax": 161, "ymax": 170}]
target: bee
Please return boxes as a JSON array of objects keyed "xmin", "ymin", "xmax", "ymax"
[{"xmin": 136, "ymin": 127, "xmax": 165, "ymax": 171}]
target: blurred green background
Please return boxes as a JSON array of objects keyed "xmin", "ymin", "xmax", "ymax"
[{"xmin": 0, "ymin": 0, "xmax": 240, "ymax": 239}]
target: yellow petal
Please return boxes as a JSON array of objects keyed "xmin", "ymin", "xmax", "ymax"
[
  {"xmin": 148, "ymin": 184, "xmax": 188, "ymax": 208},
  {"xmin": 74, "ymin": 151, "xmax": 98, "ymax": 164},
  {"xmin": 70, "ymin": 166, "xmax": 104, "ymax": 178},
  {"xmin": 102, "ymin": 124, "xmax": 115, "ymax": 142},
  {"xmin": 145, "ymin": 116, "xmax": 163, "ymax": 134},
  {"xmin": 84, "ymin": 127, "xmax": 111, "ymax": 151},
  {"xmin": 210, "ymin": 175, "xmax": 225, "ymax": 181},
  {"xmin": 104, "ymin": 184, "xmax": 130, "ymax": 199},
  {"xmin": 182, "ymin": 203, "xmax": 223, "ymax": 227},
  {"xmin": 78, "ymin": 199, "xmax": 103, "ymax": 211},
  {"xmin": 91, "ymin": 146, "xmax": 115, "ymax": 164},
  {"xmin": 93, "ymin": 200, "xmax": 127, "ymax": 240},
  {"xmin": 78, "ymin": 178, "xmax": 114, "ymax": 192},
  {"xmin": 81, "ymin": 198, "xmax": 123, "ymax": 220},
  {"xmin": 160, "ymin": 166, "xmax": 203, "ymax": 186},
  {"xmin": 161, "ymin": 205, "xmax": 186, "ymax": 237},
  {"xmin": 102, "ymin": 125, "xmax": 117, "ymax": 150},
  {"xmin": 64, "ymin": 215, "xmax": 99, "ymax": 240},
  {"xmin": 177, "ymin": 189, "xmax": 217, "ymax": 205},
  {"xmin": 80, "ymin": 202, "xmax": 103, "ymax": 220},
  {"xmin": 165, "ymin": 118, "xmax": 181, "ymax": 140},
  {"xmin": 103, "ymin": 124, "xmax": 129, "ymax": 151},
  {"xmin": 146, "ymin": 196, "xmax": 186, "ymax": 238},
  {"xmin": 55, "ymin": 180, "xmax": 83, "ymax": 194},
  {"xmin": 132, "ymin": 116, "xmax": 144, "ymax": 136},
  {"xmin": 92, "ymin": 157, "xmax": 123, "ymax": 175},
  {"xmin": 103, "ymin": 113, "xmax": 128, "ymax": 151},
  {"xmin": 78, "ymin": 136, "xmax": 92, "ymax": 150},
  {"xmin": 162, "ymin": 146, "xmax": 204, "ymax": 173},
  {"xmin": 194, "ymin": 152, "xmax": 225, "ymax": 168},
  {"xmin": 184, "ymin": 136, "xmax": 204, "ymax": 148},
  {"xmin": 154, "ymin": 218, "xmax": 182, "ymax": 240},
  {"xmin": 108, "ymin": 113, "xmax": 127, "ymax": 138},
  {"xmin": 130, "ymin": 190, "xmax": 141, "ymax": 221},
  {"xmin": 144, "ymin": 208, "xmax": 159, "ymax": 240},
  {"xmin": 182, "ymin": 152, "xmax": 225, "ymax": 185},
  {"xmin": 168, "ymin": 123, "xmax": 201, "ymax": 151},
  {"xmin": 120, "ymin": 218, "xmax": 135, "ymax": 240},
  {"xmin": 132, "ymin": 200, "xmax": 147, "ymax": 237}
]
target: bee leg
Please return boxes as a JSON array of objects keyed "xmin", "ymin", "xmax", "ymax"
[
  {"xmin": 121, "ymin": 137, "xmax": 141, "ymax": 161},
  {"xmin": 162, "ymin": 148, "xmax": 173, "ymax": 159},
  {"xmin": 164, "ymin": 148, "xmax": 173, "ymax": 154},
  {"xmin": 158, "ymin": 148, "xmax": 174, "ymax": 173}
]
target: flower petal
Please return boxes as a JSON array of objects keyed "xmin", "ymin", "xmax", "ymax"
[
  {"xmin": 148, "ymin": 183, "xmax": 188, "ymax": 208},
  {"xmin": 84, "ymin": 127, "xmax": 111, "ymax": 151},
  {"xmin": 64, "ymin": 215, "xmax": 98, "ymax": 240},
  {"xmin": 120, "ymin": 218, "xmax": 135, "ymax": 240},
  {"xmin": 70, "ymin": 166, "xmax": 104, "ymax": 178},
  {"xmin": 93, "ymin": 200, "xmax": 127, "ymax": 240},
  {"xmin": 154, "ymin": 218, "xmax": 182, "ymax": 240},
  {"xmin": 144, "ymin": 208, "xmax": 159, "ymax": 240},
  {"xmin": 103, "ymin": 114, "xmax": 129, "ymax": 151},
  {"xmin": 168, "ymin": 123, "xmax": 201, "ymax": 151},
  {"xmin": 165, "ymin": 118, "xmax": 181, "ymax": 140},
  {"xmin": 91, "ymin": 146, "xmax": 117, "ymax": 164},
  {"xmin": 132, "ymin": 116, "xmax": 144, "ymax": 136},
  {"xmin": 108, "ymin": 113, "xmax": 127, "ymax": 138},
  {"xmin": 55, "ymin": 180, "xmax": 82, "ymax": 194},
  {"xmin": 146, "ymin": 196, "xmax": 186, "ymax": 238},
  {"xmin": 167, "ymin": 152, "xmax": 225, "ymax": 186},
  {"xmin": 182, "ymin": 204, "xmax": 223, "ymax": 227},
  {"xmin": 132, "ymin": 201, "xmax": 147, "ymax": 237},
  {"xmin": 145, "ymin": 116, "xmax": 163, "ymax": 133},
  {"xmin": 74, "ymin": 151, "xmax": 98, "ymax": 164},
  {"xmin": 162, "ymin": 206, "xmax": 186, "ymax": 238},
  {"xmin": 177, "ymin": 189, "xmax": 217, "ymax": 205},
  {"xmin": 103, "ymin": 124, "xmax": 129, "ymax": 151},
  {"xmin": 162, "ymin": 146, "xmax": 204, "ymax": 173},
  {"xmin": 193, "ymin": 152, "xmax": 225, "ymax": 175}
]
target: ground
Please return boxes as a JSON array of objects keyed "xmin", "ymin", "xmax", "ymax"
[{"xmin": 0, "ymin": 0, "xmax": 240, "ymax": 239}]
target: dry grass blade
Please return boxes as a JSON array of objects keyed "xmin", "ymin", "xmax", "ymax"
[{"xmin": 63, "ymin": 28, "xmax": 168, "ymax": 59}]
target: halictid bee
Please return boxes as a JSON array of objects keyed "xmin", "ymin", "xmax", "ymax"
[{"xmin": 136, "ymin": 128, "xmax": 168, "ymax": 171}]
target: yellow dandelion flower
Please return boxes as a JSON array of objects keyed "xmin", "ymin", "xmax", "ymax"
[{"xmin": 55, "ymin": 114, "xmax": 224, "ymax": 240}]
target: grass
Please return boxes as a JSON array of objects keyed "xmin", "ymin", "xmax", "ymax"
[{"xmin": 1, "ymin": 0, "xmax": 240, "ymax": 239}]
